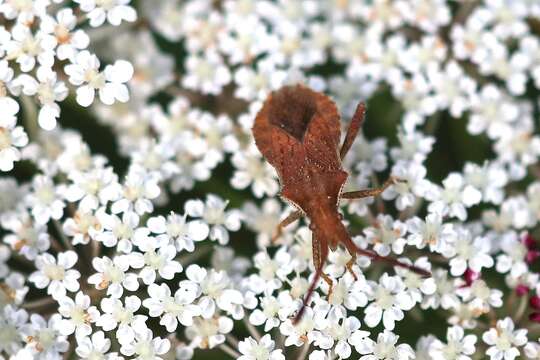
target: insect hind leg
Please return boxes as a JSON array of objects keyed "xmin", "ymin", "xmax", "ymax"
[
  {"xmin": 345, "ymin": 252, "xmax": 358, "ymax": 281},
  {"xmin": 294, "ymin": 234, "xmax": 331, "ymax": 324},
  {"xmin": 340, "ymin": 233, "xmax": 431, "ymax": 277}
]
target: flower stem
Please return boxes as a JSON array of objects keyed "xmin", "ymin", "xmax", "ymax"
[
  {"xmin": 53, "ymin": 220, "xmax": 74, "ymax": 252},
  {"xmin": 20, "ymin": 95, "xmax": 39, "ymax": 141},
  {"xmin": 296, "ymin": 342, "xmax": 310, "ymax": 360},
  {"xmin": 219, "ymin": 343, "xmax": 241, "ymax": 358},
  {"xmin": 243, "ymin": 317, "xmax": 262, "ymax": 341},
  {"xmin": 22, "ymin": 296, "xmax": 56, "ymax": 310}
]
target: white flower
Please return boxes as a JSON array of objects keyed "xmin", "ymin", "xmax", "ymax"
[
  {"xmin": 249, "ymin": 295, "xmax": 282, "ymax": 331},
  {"xmin": 364, "ymin": 215, "xmax": 407, "ymax": 256},
  {"xmin": 2, "ymin": 211, "xmax": 50, "ymax": 260},
  {"xmin": 395, "ymin": 257, "xmax": 436, "ymax": 304},
  {"xmin": 120, "ymin": 327, "xmax": 171, "ymax": 360},
  {"xmin": 143, "ymin": 282, "xmax": 201, "ymax": 332},
  {"xmin": 467, "ymin": 85, "xmax": 519, "ymax": 140},
  {"xmin": 314, "ymin": 311, "xmax": 361, "ymax": 359},
  {"xmin": 15, "ymin": 67, "xmax": 68, "ymax": 130},
  {"xmin": 524, "ymin": 338, "xmax": 540, "ymax": 359},
  {"xmin": 243, "ymin": 199, "xmax": 287, "ymax": 247},
  {"xmin": 238, "ymin": 334, "xmax": 285, "ymax": 360},
  {"xmin": 494, "ymin": 128, "xmax": 540, "ymax": 180},
  {"xmin": 390, "ymin": 130, "xmax": 435, "ymax": 164},
  {"xmin": 185, "ymin": 316, "xmax": 234, "ymax": 349},
  {"xmin": 351, "ymin": 330, "xmax": 415, "ymax": 360},
  {"xmin": 26, "ymin": 175, "xmax": 65, "ymax": 225},
  {"xmin": 496, "ymin": 232, "xmax": 529, "ymax": 278},
  {"xmin": 131, "ymin": 232, "xmax": 182, "ymax": 285},
  {"xmin": 430, "ymin": 325, "xmax": 477, "ymax": 360},
  {"xmin": 382, "ymin": 162, "xmax": 431, "ymax": 211},
  {"xmin": 446, "ymin": 228, "xmax": 494, "ymax": 276},
  {"xmin": 20, "ymin": 314, "xmax": 69, "ymax": 358},
  {"xmin": 0, "ymin": 305, "xmax": 28, "ymax": 355},
  {"xmin": 40, "ymin": 8, "xmax": 90, "ymax": 61},
  {"xmin": 233, "ymin": 60, "xmax": 286, "ymax": 101},
  {"xmin": 364, "ymin": 274, "xmax": 414, "ymax": 330},
  {"xmin": 280, "ymin": 307, "xmax": 319, "ymax": 347},
  {"xmin": 421, "ymin": 269, "xmax": 460, "ymax": 310},
  {"xmin": 65, "ymin": 166, "xmax": 119, "ymax": 212},
  {"xmin": 96, "ymin": 295, "xmax": 146, "ymax": 345},
  {"xmin": 406, "ymin": 213, "xmax": 456, "ymax": 254},
  {"xmin": 0, "ymin": 98, "xmax": 28, "ymax": 171},
  {"xmin": 482, "ymin": 317, "xmax": 527, "ymax": 360},
  {"xmin": 185, "ymin": 194, "xmax": 242, "ymax": 245},
  {"xmin": 76, "ymin": 331, "xmax": 120, "ymax": 360},
  {"xmin": 146, "ymin": 212, "xmax": 209, "ymax": 252},
  {"xmin": 75, "ymin": 0, "xmax": 137, "ymax": 27},
  {"xmin": 231, "ymin": 147, "xmax": 279, "ymax": 198},
  {"xmin": 62, "ymin": 209, "xmax": 102, "ymax": 245},
  {"xmin": 29, "ymin": 250, "xmax": 80, "ymax": 299},
  {"xmin": 186, "ymin": 264, "xmax": 244, "ymax": 319},
  {"xmin": 87, "ymin": 255, "xmax": 139, "ymax": 298},
  {"xmin": 344, "ymin": 135, "xmax": 388, "ymax": 176},
  {"xmin": 428, "ymin": 173, "xmax": 482, "ymax": 221},
  {"xmin": 3, "ymin": 25, "xmax": 55, "ymax": 72},
  {"xmin": 464, "ymin": 162, "xmax": 508, "ymax": 204},
  {"xmin": 182, "ymin": 50, "xmax": 232, "ymax": 95},
  {"xmin": 110, "ymin": 167, "xmax": 160, "ymax": 215},
  {"xmin": 95, "ymin": 211, "xmax": 139, "ymax": 252},
  {"xmin": 0, "ymin": 0, "xmax": 48, "ymax": 22},
  {"xmin": 457, "ymin": 279, "xmax": 503, "ymax": 314},
  {"xmin": 65, "ymin": 50, "xmax": 133, "ymax": 107},
  {"xmin": 427, "ymin": 61, "xmax": 476, "ymax": 117},
  {"xmin": 56, "ymin": 292, "xmax": 99, "ymax": 338}
]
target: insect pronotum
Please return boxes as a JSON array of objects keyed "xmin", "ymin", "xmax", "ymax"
[{"xmin": 252, "ymin": 84, "xmax": 430, "ymax": 322}]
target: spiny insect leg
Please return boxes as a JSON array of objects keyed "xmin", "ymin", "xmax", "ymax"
[
  {"xmin": 321, "ymin": 272, "xmax": 333, "ymax": 300},
  {"xmin": 345, "ymin": 252, "xmax": 358, "ymax": 281},
  {"xmin": 339, "ymin": 102, "xmax": 366, "ymax": 160},
  {"xmin": 272, "ymin": 210, "xmax": 302, "ymax": 243},
  {"xmin": 294, "ymin": 235, "xmax": 330, "ymax": 324},
  {"xmin": 341, "ymin": 176, "xmax": 402, "ymax": 200},
  {"xmin": 340, "ymin": 233, "xmax": 431, "ymax": 277}
]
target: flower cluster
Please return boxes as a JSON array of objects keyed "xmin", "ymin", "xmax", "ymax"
[{"xmin": 1, "ymin": 0, "xmax": 540, "ymax": 359}]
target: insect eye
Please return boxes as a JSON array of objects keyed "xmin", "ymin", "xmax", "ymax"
[
  {"xmin": 337, "ymin": 213, "xmax": 344, "ymax": 221},
  {"xmin": 308, "ymin": 222, "xmax": 316, "ymax": 231}
]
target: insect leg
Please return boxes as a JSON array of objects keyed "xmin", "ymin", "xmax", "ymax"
[
  {"xmin": 340, "ymin": 234, "xmax": 431, "ymax": 277},
  {"xmin": 339, "ymin": 102, "xmax": 366, "ymax": 160},
  {"xmin": 345, "ymin": 252, "xmax": 358, "ymax": 281},
  {"xmin": 340, "ymin": 176, "xmax": 402, "ymax": 200},
  {"xmin": 272, "ymin": 210, "xmax": 303, "ymax": 243},
  {"xmin": 294, "ymin": 235, "xmax": 331, "ymax": 324}
]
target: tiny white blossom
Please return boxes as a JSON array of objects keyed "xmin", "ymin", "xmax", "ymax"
[
  {"xmin": 29, "ymin": 250, "xmax": 80, "ymax": 299},
  {"xmin": 56, "ymin": 292, "xmax": 99, "ymax": 338},
  {"xmin": 75, "ymin": 0, "xmax": 137, "ymax": 27},
  {"xmin": 65, "ymin": 50, "xmax": 133, "ymax": 107},
  {"xmin": 238, "ymin": 334, "xmax": 285, "ymax": 360},
  {"xmin": 185, "ymin": 194, "xmax": 242, "ymax": 245},
  {"xmin": 482, "ymin": 317, "xmax": 527, "ymax": 360},
  {"xmin": 351, "ymin": 330, "xmax": 415, "ymax": 360},
  {"xmin": 364, "ymin": 274, "xmax": 414, "ymax": 330},
  {"xmin": 430, "ymin": 325, "xmax": 477, "ymax": 360}
]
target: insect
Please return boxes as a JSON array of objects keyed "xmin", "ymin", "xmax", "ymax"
[{"xmin": 252, "ymin": 84, "xmax": 430, "ymax": 322}]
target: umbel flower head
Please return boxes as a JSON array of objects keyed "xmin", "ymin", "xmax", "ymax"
[{"xmin": 1, "ymin": 0, "xmax": 540, "ymax": 359}]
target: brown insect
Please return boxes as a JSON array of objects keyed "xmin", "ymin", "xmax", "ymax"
[{"xmin": 252, "ymin": 84, "xmax": 430, "ymax": 322}]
